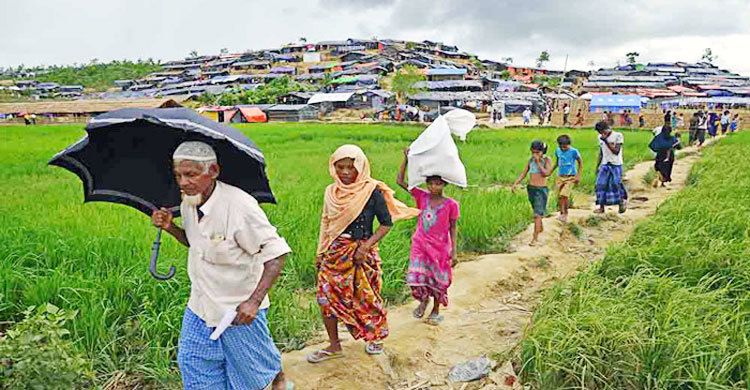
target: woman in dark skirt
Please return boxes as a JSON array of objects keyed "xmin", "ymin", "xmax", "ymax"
[{"xmin": 649, "ymin": 125, "xmax": 681, "ymax": 186}]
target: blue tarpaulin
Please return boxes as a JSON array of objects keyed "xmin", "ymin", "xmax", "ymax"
[{"xmin": 589, "ymin": 95, "xmax": 642, "ymax": 113}]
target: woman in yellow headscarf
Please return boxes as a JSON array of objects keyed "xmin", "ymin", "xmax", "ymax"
[{"xmin": 307, "ymin": 145, "xmax": 419, "ymax": 363}]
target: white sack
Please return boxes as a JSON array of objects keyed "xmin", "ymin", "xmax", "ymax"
[
  {"xmin": 443, "ymin": 108, "xmax": 476, "ymax": 141},
  {"xmin": 407, "ymin": 109, "xmax": 476, "ymax": 189}
]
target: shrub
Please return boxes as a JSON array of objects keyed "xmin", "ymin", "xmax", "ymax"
[{"xmin": 0, "ymin": 304, "xmax": 94, "ymax": 389}]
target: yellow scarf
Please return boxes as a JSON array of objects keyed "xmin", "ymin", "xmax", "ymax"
[{"xmin": 317, "ymin": 144, "xmax": 419, "ymax": 254}]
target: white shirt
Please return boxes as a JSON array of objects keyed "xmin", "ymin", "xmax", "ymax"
[
  {"xmin": 563, "ymin": 106, "xmax": 570, "ymax": 115},
  {"xmin": 181, "ymin": 181, "xmax": 291, "ymax": 326},
  {"xmin": 523, "ymin": 109, "xmax": 531, "ymax": 119},
  {"xmin": 599, "ymin": 131, "xmax": 624, "ymax": 166}
]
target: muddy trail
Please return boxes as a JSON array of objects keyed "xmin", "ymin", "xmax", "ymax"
[{"xmin": 281, "ymin": 139, "xmax": 716, "ymax": 390}]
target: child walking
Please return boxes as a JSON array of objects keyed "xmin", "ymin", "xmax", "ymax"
[
  {"xmin": 551, "ymin": 135, "xmax": 582, "ymax": 223},
  {"xmin": 397, "ymin": 149, "xmax": 460, "ymax": 326},
  {"xmin": 512, "ymin": 140, "xmax": 552, "ymax": 246}
]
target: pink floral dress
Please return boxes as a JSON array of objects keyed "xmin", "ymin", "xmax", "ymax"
[{"xmin": 406, "ymin": 188, "xmax": 460, "ymax": 306}]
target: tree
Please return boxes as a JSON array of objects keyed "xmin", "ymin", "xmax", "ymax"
[
  {"xmin": 701, "ymin": 48, "xmax": 717, "ymax": 63},
  {"xmin": 219, "ymin": 48, "xmax": 229, "ymax": 55},
  {"xmin": 536, "ymin": 50, "xmax": 550, "ymax": 68},
  {"xmin": 389, "ymin": 64, "xmax": 426, "ymax": 104},
  {"xmin": 502, "ymin": 57, "xmax": 513, "ymax": 64},
  {"xmin": 626, "ymin": 51, "xmax": 640, "ymax": 65},
  {"xmin": 498, "ymin": 70, "xmax": 512, "ymax": 80},
  {"xmin": 189, "ymin": 50, "xmax": 198, "ymax": 58},
  {"xmin": 299, "ymin": 37, "xmax": 307, "ymax": 43}
]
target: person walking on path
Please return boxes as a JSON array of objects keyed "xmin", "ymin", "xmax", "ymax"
[
  {"xmin": 512, "ymin": 140, "xmax": 552, "ymax": 246},
  {"xmin": 730, "ymin": 113, "xmax": 741, "ymax": 133},
  {"xmin": 594, "ymin": 121, "xmax": 627, "ymax": 214},
  {"xmin": 697, "ymin": 111, "xmax": 708, "ymax": 147},
  {"xmin": 562, "ymin": 104, "xmax": 570, "ymax": 126},
  {"xmin": 397, "ymin": 149, "xmax": 460, "ymax": 326},
  {"xmin": 308, "ymin": 145, "xmax": 418, "ymax": 363},
  {"xmin": 721, "ymin": 110, "xmax": 731, "ymax": 135},
  {"xmin": 151, "ymin": 141, "xmax": 293, "ymax": 390},
  {"xmin": 523, "ymin": 108, "xmax": 532, "ymax": 125},
  {"xmin": 551, "ymin": 135, "xmax": 582, "ymax": 223},
  {"xmin": 649, "ymin": 125, "xmax": 682, "ymax": 187}
]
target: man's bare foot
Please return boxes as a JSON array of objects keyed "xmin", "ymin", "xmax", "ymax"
[
  {"xmin": 272, "ymin": 371, "xmax": 291, "ymax": 390},
  {"xmin": 557, "ymin": 214, "xmax": 567, "ymax": 223},
  {"xmin": 529, "ymin": 239, "xmax": 539, "ymax": 247},
  {"xmin": 593, "ymin": 208, "xmax": 605, "ymax": 214}
]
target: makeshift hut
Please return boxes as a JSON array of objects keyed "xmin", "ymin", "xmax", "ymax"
[
  {"xmin": 229, "ymin": 106, "xmax": 268, "ymax": 123},
  {"xmin": 308, "ymin": 92, "xmax": 355, "ymax": 109},
  {"xmin": 0, "ymin": 98, "xmax": 183, "ymax": 123},
  {"xmin": 265, "ymin": 104, "xmax": 318, "ymax": 122}
]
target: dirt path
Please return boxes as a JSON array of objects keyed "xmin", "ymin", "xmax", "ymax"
[{"xmin": 281, "ymin": 140, "xmax": 716, "ymax": 390}]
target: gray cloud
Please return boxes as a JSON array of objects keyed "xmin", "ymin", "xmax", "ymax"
[{"xmin": 1, "ymin": 0, "xmax": 749, "ymax": 74}]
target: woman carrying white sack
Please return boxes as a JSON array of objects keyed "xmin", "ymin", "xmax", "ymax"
[{"xmin": 395, "ymin": 109, "xmax": 474, "ymax": 325}]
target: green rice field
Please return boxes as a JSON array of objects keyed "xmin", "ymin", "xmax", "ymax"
[
  {"xmin": 1, "ymin": 122, "xmax": 654, "ymax": 385},
  {"xmin": 520, "ymin": 132, "xmax": 750, "ymax": 389}
]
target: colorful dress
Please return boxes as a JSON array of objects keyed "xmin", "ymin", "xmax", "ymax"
[
  {"xmin": 406, "ymin": 188, "xmax": 460, "ymax": 306},
  {"xmin": 317, "ymin": 236, "xmax": 389, "ymax": 342}
]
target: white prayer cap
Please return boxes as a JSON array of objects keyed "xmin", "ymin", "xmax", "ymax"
[{"xmin": 173, "ymin": 141, "xmax": 217, "ymax": 162}]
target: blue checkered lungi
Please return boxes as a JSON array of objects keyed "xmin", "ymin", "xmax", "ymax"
[
  {"xmin": 595, "ymin": 163, "xmax": 628, "ymax": 206},
  {"xmin": 178, "ymin": 307, "xmax": 281, "ymax": 390}
]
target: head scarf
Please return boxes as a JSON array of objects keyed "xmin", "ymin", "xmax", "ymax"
[{"xmin": 317, "ymin": 144, "xmax": 419, "ymax": 254}]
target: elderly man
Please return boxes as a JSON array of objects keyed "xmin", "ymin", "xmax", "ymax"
[{"xmin": 152, "ymin": 141, "xmax": 291, "ymax": 390}]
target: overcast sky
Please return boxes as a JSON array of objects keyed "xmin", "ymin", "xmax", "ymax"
[{"xmin": 3, "ymin": 0, "xmax": 750, "ymax": 74}]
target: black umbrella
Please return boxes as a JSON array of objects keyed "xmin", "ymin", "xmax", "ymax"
[{"xmin": 49, "ymin": 107, "xmax": 275, "ymax": 280}]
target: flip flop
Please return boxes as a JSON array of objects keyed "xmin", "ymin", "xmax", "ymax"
[
  {"xmin": 365, "ymin": 343, "xmax": 384, "ymax": 355},
  {"xmin": 413, "ymin": 304, "xmax": 427, "ymax": 319},
  {"xmin": 619, "ymin": 201, "xmax": 627, "ymax": 214},
  {"xmin": 306, "ymin": 349, "xmax": 343, "ymax": 363},
  {"xmin": 425, "ymin": 314, "xmax": 444, "ymax": 326}
]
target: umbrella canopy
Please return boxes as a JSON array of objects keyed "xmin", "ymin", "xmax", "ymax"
[{"xmin": 49, "ymin": 107, "xmax": 275, "ymax": 217}]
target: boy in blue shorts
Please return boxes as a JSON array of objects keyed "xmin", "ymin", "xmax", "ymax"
[{"xmin": 552, "ymin": 134, "xmax": 582, "ymax": 223}]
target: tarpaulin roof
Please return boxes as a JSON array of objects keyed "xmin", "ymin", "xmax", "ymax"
[
  {"xmin": 236, "ymin": 107, "xmax": 267, "ymax": 122},
  {"xmin": 425, "ymin": 68, "xmax": 467, "ymax": 76},
  {"xmin": 590, "ymin": 94, "xmax": 642, "ymax": 108},
  {"xmin": 308, "ymin": 92, "xmax": 354, "ymax": 104}
]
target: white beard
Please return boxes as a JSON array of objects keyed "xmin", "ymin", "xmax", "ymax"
[{"xmin": 182, "ymin": 192, "xmax": 203, "ymax": 207}]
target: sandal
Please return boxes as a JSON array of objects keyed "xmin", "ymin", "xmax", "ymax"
[
  {"xmin": 306, "ymin": 349, "xmax": 343, "ymax": 363},
  {"xmin": 618, "ymin": 200, "xmax": 627, "ymax": 214},
  {"xmin": 425, "ymin": 314, "xmax": 444, "ymax": 326},
  {"xmin": 413, "ymin": 303, "xmax": 427, "ymax": 319},
  {"xmin": 365, "ymin": 342, "xmax": 384, "ymax": 355}
]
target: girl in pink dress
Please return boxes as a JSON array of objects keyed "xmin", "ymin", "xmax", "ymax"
[{"xmin": 397, "ymin": 149, "xmax": 460, "ymax": 325}]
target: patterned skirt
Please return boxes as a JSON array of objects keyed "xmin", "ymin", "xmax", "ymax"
[
  {"xmin": 316, "ymin": 236, "xmax": 389, "ymax": 342},
  {"xmin": 595, "ymin": 163, "xmax": 628, "ymax": 206}
]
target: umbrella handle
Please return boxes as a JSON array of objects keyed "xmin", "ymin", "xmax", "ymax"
[{"xmin": 150, "ymin": 228, "xmax": 176, "ymax": 281}]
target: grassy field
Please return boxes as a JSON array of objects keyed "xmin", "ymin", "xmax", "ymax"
[
  {"xmin": 520, "ymin": 132, "xmax": 750, "ymax": 389},
  {"xmin": 1, "ymin": 122, "xmax": 654, "ymax": 384}
]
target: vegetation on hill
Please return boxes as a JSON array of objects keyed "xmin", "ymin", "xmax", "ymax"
[
  {"xmin": 389, "ymin": 64, "xmax": 426, "ymax": 103},
  {"xmin": 15, "ymin": 59, "xmax": 162, "ymax": 91},
  {"xmin": 200, "ymin": 76, "xmax": 315, "ymax": 106},
  {"xmin": 521, "ymin": 133, "xmax": 750, "ymax": 388}
]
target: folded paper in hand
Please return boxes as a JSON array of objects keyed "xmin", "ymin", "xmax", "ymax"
[
  {"xmin": 407, "ymin": 109, "xmax": 476, "ymax": 189},
  {"xmin": 209, "ymin": 309, "xmax": 237, "ymax": 340}
]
